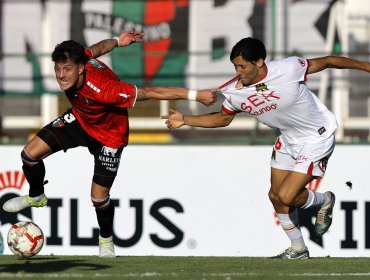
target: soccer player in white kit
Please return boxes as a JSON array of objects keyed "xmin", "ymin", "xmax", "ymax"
[{"xmin": 163, "ymin": 37, "xmax": 370, "ymax": 259}]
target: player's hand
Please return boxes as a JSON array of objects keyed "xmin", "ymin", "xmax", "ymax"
[
  {"xmin": 117, "ymin": 32, "xmax": 144, "ymax": 47},
  {"xmin": 161, "ymin": 109, "xmax": 185, "ymax": 129},
  {"xmin": 196, "ymin": 89, "xmax": 217, "ymax": 106}
]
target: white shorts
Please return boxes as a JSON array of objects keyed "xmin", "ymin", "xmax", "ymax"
[{"xmin": 270, "ymin": 134, "xmax": 335, "ymax": 177}]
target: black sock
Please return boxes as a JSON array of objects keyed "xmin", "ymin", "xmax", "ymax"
[
  {"xmin": 23, "ymin": 161, "xmax": 46, "ymax": 197},
  {"xmin": 96, "ymin": 203, "xmax": 115, "ymax": 238}
]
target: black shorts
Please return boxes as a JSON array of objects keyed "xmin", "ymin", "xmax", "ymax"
[{"xmin": 37, "ymin": 109, "xmax": 124, "ymax": 188}]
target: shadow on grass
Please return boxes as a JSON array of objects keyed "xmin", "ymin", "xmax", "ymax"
[{"xmin": 0, "ymin": 258, "xmax": 111, "ymax": 273}]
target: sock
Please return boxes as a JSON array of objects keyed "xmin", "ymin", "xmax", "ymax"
[
  {"xmin": 301, "ymin": 190, "xmax": 324, "ymax": 209},
  {"xmin": 291, "ymin": 236, "xmax": 306, "ymax": 251},
  {"xmin": 29, "ymin": 193, "xmax": 46, "ymax": 202},
  {"xmin": 322, "ymin": 192, "xmax": 331, "ymax": 207},
  {"xmin": 277, "ymin": 209, "xmax": 306, "ymax": 251},
  {"xmin": 22, "ymin": 161, "xmax": 46, "ymax": 197},
  {"xmin": 99, "ymin": 235, "xmax": 113, "ymax": 241},
  {"xmin": 95, "ymin": 203, "xmax": 115, "ymax": 238}
]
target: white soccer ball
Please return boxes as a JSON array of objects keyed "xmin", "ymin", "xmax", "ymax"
[{"xmin": 7, "ymin": 221, "xmax": 44, "ymax": 258}]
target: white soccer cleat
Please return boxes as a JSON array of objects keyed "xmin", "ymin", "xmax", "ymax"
[
  {"xmin": 3, "ymin": 194, "xmax": 48, "ymax": 213},
  {"xmin": 99, "ymin": 236, "xmax": 115, "ymax": 258}
]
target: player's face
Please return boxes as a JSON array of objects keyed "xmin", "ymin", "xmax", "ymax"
[
  {"xmin": 54, "ymin": 59, "xmax": 84, "ymax": 91},
  {"xmin": 232, "ymin": 56, "xmax": 265, "ymax": 86}
]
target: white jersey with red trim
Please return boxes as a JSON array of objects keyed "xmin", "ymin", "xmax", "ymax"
[{"xmin": 220, "ymin": 56, "xmax": 338, "ymax": 144}]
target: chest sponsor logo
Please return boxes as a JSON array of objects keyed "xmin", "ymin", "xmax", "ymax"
[{"xmin": 240, "ymin": 91, "xmax": 280, "ymax": 116}]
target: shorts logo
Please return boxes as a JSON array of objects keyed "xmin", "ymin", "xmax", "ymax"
[
  {"xmin": 298, "ymin": 58, "xmax": 306, "ymax": 67},
  {"xmin": 318, "ymin": 157, "xmax": 328, "ymax": 172},
  {"xmin": 101, "ymin": 146, "xmax": 118, "ymax": 157},
  {"xmin": 271, "ymin": 149, "xmax": 276, "ymax": 161},
  {"xmin": 52, "ymin": 118, "xmax": 65, "ymax": 127},
  {"xmin": 52, "ymin": 113, "xmax": 75, "ymax": 127}
]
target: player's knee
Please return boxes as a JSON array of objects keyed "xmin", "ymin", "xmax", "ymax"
[
  {"xmin": 268, "ymin": 189, "xmax": 279, "ymax": 204},
  {"xmin": 91, "ymin": 195, "xmax": 111, "ymax": 210},
  {"xmin": 277, "ymin": 192, "xmax": 295, "ymax": 206},
  {"xmin": 21, "ymin": 149, "xmax": 41, "ymax": 166}
]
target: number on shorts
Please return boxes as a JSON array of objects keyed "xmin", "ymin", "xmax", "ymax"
[
  {"xmin": 64, "ymin": 113, "xmax": 76, "ymax": 123},
  {"xmin": 274, "ymin": 138, "xmax": 282, "ymax": 150}
]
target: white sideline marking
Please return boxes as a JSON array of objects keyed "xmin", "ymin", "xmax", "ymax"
[
  {"xmin": 288, "ymin": 273, "xmax": 370, "ymax": 277},
  {"xmin": 0, "ymin": 272, "xmax": 162, "ymax": 278},
  {"xmin": 2, "ymin": 272, "xmax": 370, "ymax": 278},
  {"xmin": 209, "ymin": 272, "xmax": 370, "ymax": 277}
]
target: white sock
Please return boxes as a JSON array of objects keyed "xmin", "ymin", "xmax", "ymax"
[
  {"xmin": 301, "ymin": 190, "xmax": 324, "ymax": 209},
  {"xmin": 291, "ymin": 236, "xmax": 306, "ymax": 251},
  {"xmin": 322, "ymin": 192, "xmax": 332, "ymax": 207},
  {"xmin": 277, "ymin": 209, "xmax": 306, "ymax": 251}
]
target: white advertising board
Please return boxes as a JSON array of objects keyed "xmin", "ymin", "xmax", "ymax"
[{"xmin": 0, "ymin": 145, "xmax": 368, "ymax": 257}]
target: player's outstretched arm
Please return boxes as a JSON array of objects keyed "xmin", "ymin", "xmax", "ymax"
[
  {"xmin": 89, "ymin": 31, "xmax": 144, "ymax": 58},
  {"xmin": 162, "ymin": 109, "xmax": 185, "ymax": 129},
  {"xmin": 137, "ymin": 86, "xmax": 217, "ymax": 106},
  {"xmin": 307, "ymin": 56, "xmax": 370, "ymax": 75},
  {"xmin": 162, "ymin": 109, "xmax": 234, "ymax": 129}
]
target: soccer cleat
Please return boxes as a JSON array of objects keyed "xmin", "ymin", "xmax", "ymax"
[
  {"xmin": 270, "ymin": 247, "xmax": 309, "ymax": 259},
  {"xmin": 99, "ymin": 236, "xmax": 115, "ymax": 258},
  {"xmin": 3, "ymin": 194, "xmax": 48, "ymax": 213},
  {"xmin": 315, "ymin": 191, "xmax": 336, "ymax": 236}
]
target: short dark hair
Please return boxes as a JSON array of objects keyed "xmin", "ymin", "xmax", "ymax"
[
  {"xmin": 230, "ymin": 37, "xmax": 266, "ymax": 63},
  {"xmin": 51, "ymin": 40, "xmax": 89, "ymax": 64}
]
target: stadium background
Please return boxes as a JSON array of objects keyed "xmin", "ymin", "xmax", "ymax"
[{"xmin": 0, "ymin": 0, "xmax": 369, "ymax": 257}]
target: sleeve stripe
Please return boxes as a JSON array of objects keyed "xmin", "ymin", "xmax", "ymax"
[
  {"xmin": 222, "ymin": 106, "xmax": 237, "ymax": 115},
  {"xmin": 218, "ymin": 76, "xmax": 239, "ymax": 90},
  {"xmin": 85, "ymin": 48, "xmax": 93, "ymax": 59},
  {"xmin": 304, "ymin": 59, "xmax": 308, "ymax": 81},
  {"xmin": 131, "ymin": 85, "xmax": 138, "ymax": 107}
]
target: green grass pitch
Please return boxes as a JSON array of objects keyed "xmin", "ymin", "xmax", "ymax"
[{"xmin": 1, "ymin": 255, "xmax": 370, "ymax": 279}]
